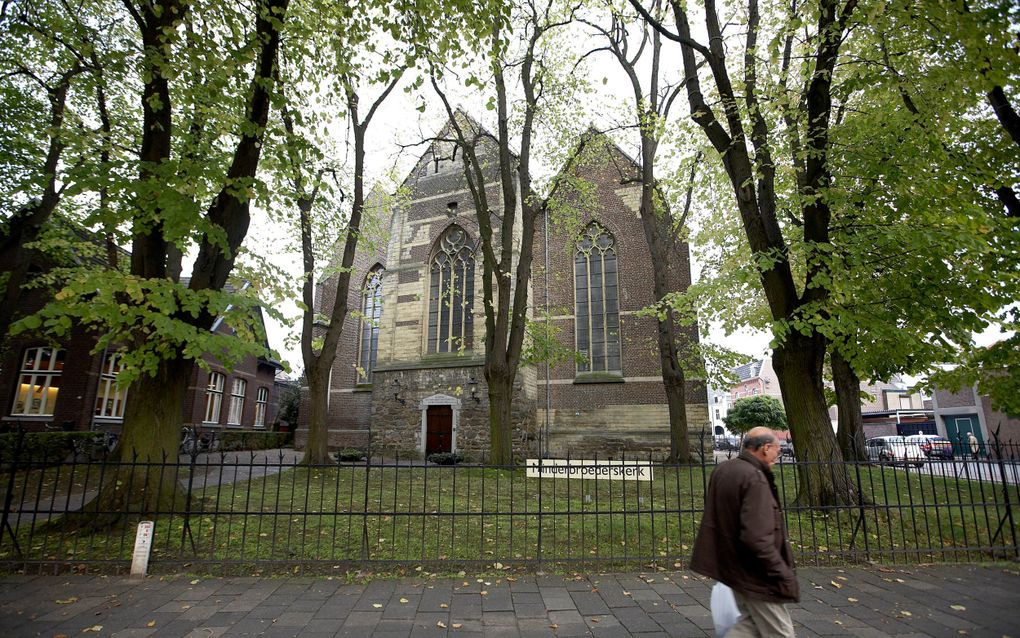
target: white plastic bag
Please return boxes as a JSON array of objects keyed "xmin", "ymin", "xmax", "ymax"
[{"xmin": 710, "ymin": 582, "xmax": 740, "ymax": 637}]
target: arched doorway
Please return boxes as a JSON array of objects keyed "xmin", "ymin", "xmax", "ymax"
[{"xmin": 420, "ymin": 394, "xmax": 461, "ymax": 456}]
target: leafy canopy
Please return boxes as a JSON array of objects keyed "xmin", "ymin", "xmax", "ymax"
[{"xmin": 724, "ymin": 396, "xmax": 789, "ymax": 434}]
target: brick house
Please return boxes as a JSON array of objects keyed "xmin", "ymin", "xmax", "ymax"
[
  {"xmin": 931, "ymin": 384, "xmax": 1020, "ymax": 455},
  {"xmin": 298, "ymin": 121, "xmax": 709, "ymax": 459},
  {"xmin": 0, "ymin": 250, "xmax": 282, "ymax": 438}
]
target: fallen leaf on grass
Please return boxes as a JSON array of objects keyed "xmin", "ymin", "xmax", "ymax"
[{"xmin": 55, "ymin": 597, "xmax": 78, "ymax": 605}]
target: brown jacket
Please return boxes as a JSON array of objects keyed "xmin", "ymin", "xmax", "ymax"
[{"xmin": 689, "ymin": 451, "xmax": 800, "ymax": 603}]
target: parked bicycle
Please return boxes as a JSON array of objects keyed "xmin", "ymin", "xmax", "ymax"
[
  {"xmin": 179, "ymin": 426, "xmax": 219, "ymax": 455},
  {"xmin": 71, "ymin": 431, "xmax": 119, "ymax": 461}
]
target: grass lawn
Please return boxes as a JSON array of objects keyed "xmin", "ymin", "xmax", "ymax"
[{"xmin": 2, "ymin": 459, "xmax": 1017, "ymax": 571}]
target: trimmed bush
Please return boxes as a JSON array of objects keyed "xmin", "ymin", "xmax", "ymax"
[
  {"xmin": 0, "ymin": 431, "xmax": 95, "ymax": 465},
  {"xmin": 213, "ymin": 431, "xmax": 289, "ymax": 452},
  {"xmin": 336, "ymin": 448, "xmax": 366, "ymax": 462},
  {"xmin": 426, "ymin": 452, "xmax": 464, "ymax": 465}
]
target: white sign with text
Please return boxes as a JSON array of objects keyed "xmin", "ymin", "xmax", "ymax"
[
  {"xmin": 525, "ymin": 459, "xmax": 653, "ymax": 481},
  {"xmin": 130, "ymin": 520, "xmax": 154, "ymax": 576}
]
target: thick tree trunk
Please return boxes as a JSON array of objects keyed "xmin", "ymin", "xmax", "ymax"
[
  {"xmin": 486, "ymin": 367, "xmax": 514, "ymax": 465},
  {"xmin": 65, "ymin": 356, "xmax": 191, "ymax": 530},
  {"xmin": 303, "ymin": 361, "xmax": 332, "ymax": 464},
  {"xmin": 832, "ymin": 349, "xmax": 866, "ymax": 461},
  {"xmin": 773, "ymin": 334, "xmax": 858, "ymax": 506}
]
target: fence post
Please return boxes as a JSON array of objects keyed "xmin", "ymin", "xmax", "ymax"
[
  {"xmin": 988, "ymin": 426, "xmax": 1018, "ymax": 558},
  {"xmin": 0, "ymin": 428, "xmax": 25, "ymax": 557},
  {"xmin": 360, "ymin": 450, "xmax": 371, "ymax": 560}
]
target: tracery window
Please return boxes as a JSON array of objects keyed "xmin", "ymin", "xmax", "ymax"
[
  {"xmin": 574, "ymin": 222, "xmax": 621, "ymax": 373},
  {"xmin": 358, "ymin": 266, "xmax": 384, "ymax": 382},
  {"xmin": 427, "ymin": 226, "xmax": 475, "ymax": 353}
]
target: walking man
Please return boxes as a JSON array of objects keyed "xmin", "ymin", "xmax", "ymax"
[
  {"xmin": 968, "ymin": 431, "xmax": 979, "ymax": 460},
  {"xmin": 691, "ymin": 427, "xmax": 800, "ymax": 637}
]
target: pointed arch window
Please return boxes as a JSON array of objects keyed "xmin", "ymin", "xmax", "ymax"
[
  {"xmin": 358, "ymin": 266, "xmax": 384, "ymax": 382},
  {"xmin": 574, "ymin": 222, "xmax": 621, "ymax": 373},
  {"xmin": 427, "ymin": 226, "xmax": 475, "ymax": 353}
]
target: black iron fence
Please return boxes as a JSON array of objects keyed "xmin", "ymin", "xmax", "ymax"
[{"xmin": 1, "ymin": 432, "xmax": 1018, "ymax": 574}]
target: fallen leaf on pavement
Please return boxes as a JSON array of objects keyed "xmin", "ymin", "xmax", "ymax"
[
  {"xmin": 452, "ymin": 623, "xmax": 463, "ymax": 629},
  {"xmin": 146, "ymin": 621, "xmax": 155, "ymax": 628},
  {"xmin": 830, "ymin": 581, "xmax": 843, "ymax": 589},
  {"xmin": 951, "ymin": 605, "xmax": 967, "ymax": 611},
  {"xmin": 848, "ymin": 598, "xmax": 858, "ymax": 603},
  {"xmin": 82, "ymin": 625, "xmax": 102, "ymax": 632},
  {"xmin": 399, "ymin": 598, "xmax": 408, "ymax": 604},
  {"xmin": 440, "ymin": 603, "xmax": 449, "ymax": 609},
  {"xmin": 436, "ymin": 621, "xmax": 446, "ymax": 628},
  {"xmin": 372, "ymin": 603, "xmax": 382, "ymax": 608},
  {"xmin": 55, "ymin": 598, "xmax": 78, "ymax": 605},
  {"xmin": 190, "ymin": 579, "xmax": 200, "ymax": 585}
]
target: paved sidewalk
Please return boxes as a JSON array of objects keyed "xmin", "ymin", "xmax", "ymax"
[{"xmin": 1, "ymin": 565, "xmax": 1017, "ymax": 637}]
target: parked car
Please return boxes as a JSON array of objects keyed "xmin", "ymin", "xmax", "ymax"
[
  {"xmin": 866, "ymin": 436, "xmax": 925, "ymax": 467},
  {"xmin": 905, "ymin": 434, "xmax": 954, "ymax": 460},
  {"xmin": 714, "ymin": 436, "xmax": 740, "ymax": 451}
]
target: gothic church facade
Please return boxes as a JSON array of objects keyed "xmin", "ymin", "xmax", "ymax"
[{"xmin": 300, "ymin": 123, "xmax": 709, "ymax": 459}]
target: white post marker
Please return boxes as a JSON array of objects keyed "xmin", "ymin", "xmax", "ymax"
[{"xmin": 130, "ymin": 520, "xmax": 154, "ymax": 576}]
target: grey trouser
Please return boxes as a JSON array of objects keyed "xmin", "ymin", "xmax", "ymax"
[{"xmin": 725, "ymin": 589, "xmax": 795, "ymax": 637}]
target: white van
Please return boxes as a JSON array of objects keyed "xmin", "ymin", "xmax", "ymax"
[{"xmin": 865, "ymin": 436, "xmax": 925, "ymax": 467}]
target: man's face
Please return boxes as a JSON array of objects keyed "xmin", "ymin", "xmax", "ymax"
[{"xmin": 760, "ymin": 439, "xmax": 781, "ymax": 467}]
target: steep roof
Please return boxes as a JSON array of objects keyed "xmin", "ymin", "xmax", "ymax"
[{"xmin": 733, "ymin": 360, "xmax": 765, "ymax": 382}]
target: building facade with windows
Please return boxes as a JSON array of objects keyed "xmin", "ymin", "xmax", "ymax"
[
  {"xmin": 300, "ymin": 123, "xmax": 709, "ymax": 459},
  {"xmin": 1, "ymin": 258, "xmax": 282, "ymax": 438}
]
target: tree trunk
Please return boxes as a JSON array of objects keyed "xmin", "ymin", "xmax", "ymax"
[
  {"xmin": 486, "ymin": 367, "xmax": 514, "ymax": 465},
  {"xmin": 303, "ymin": 359, "xmax": 332, "ymax": 464},
  {"xmin": 65, "ymin": 356, "xmax": 191, "ymax": 530},
  {"xmin": 832, "ymin": 349, "xmax": 866, "ymax": 461},
  {"xmin": 773, "ymin": 334, "xmax": 858, "ymax": 506}
]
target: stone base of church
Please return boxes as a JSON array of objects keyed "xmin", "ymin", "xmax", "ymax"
[
  {"xmin": 540, "ymin": 403, "xmax": 711, "ymax": 459},
  {"xmin": 361, "ymin": 365, "xmax": 538, "ymax": 462}
]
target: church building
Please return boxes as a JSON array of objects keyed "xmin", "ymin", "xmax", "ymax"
[{"xmin": 299, "ymin": 120, "xmax": 709, "ymax": 459}]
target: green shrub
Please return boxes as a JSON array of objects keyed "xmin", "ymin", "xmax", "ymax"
[
  {"xmin": 336, "ymin": 448, "xmax": 366, "ymax": 462},
  {"xmin": 213, "ymin": 431, "xmax": 289, "ymax": 452},
  {"xmin": 0, "ymin": 431, "xmax": 95, "ymax": 464},
  {"xmin": 426, "ymin": 452, "xmax": 464, "ymax": 465}
]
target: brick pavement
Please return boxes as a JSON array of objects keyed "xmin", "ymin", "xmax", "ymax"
[{"xmin": 1, "ymin": 565, "xmax": 1017, "ymax": 637}]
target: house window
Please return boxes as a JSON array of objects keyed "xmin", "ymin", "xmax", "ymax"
[
  {"xmin": 12, "ymin": 347, "xmax": 64, "ymax": 416},
  {"xmin": 204, "ymin": 372, "xmax": 225, "ymax": 424},
  {"xmin": 228, "ymin": 378, "xmax": 246, "ymax": 426},
  {"xmin": 254, "ymin": 386, "xmax": 269, "ymax": 428},
  {"xmin": 358, "ymin": 266, "xmax": 384, "ymax": 381},
  {"xmin": 899, "ymin": 394, "xmax": 913, "ymax": 409},
  {"xmin": 427, "ymin": 226, "xmax": 474, "ymax": 353},
  {"xmin": 94, "ymin": 353, "xmax": 127, "ymax": 419},
  {"xmin": 574, "ymin": 222, "xmax": 620, "ymax": 373}
]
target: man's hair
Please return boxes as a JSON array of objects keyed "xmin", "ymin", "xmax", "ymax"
[{"xmin": 743, "ymin": 432, "xmax": 776, "ymax": 451}]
